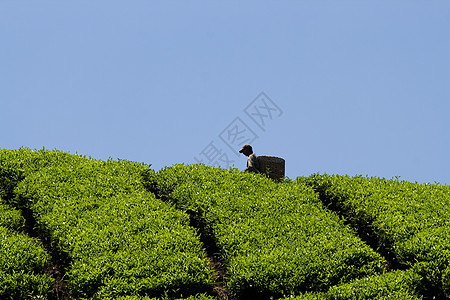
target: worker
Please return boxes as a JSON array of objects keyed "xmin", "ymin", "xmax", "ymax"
[{"xmin": 239, "ymin": 144, "xmax": 260, "ymax": 173}]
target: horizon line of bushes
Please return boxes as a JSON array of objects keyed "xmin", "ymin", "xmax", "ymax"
[{"xmin": 1, "ymin": 148, "xmax": 449, "ymax": 299}]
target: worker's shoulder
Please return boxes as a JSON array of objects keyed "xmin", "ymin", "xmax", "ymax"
[{"xmin": 249, "ymin": 154, "xmax": 259, "ymax": 166}]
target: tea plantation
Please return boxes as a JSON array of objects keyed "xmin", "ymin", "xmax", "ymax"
[{"xmin": 0, "ymin": 148, "xmax": 449, "ymax": 299}]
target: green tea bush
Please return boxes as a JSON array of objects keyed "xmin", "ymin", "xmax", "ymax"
[
  {"xmin": 404, "ymin": 229, "xmax": 450, "ymax": 298},
  {"xmin": 1, "ymin": 149, "xmax": 214, "ymax": 299},
  {"xmin": 0, "ymin": 150, "xmax": 25, "ymax": 202},
  {"xmin": 280, "ymin": 292, "xmax": 327, "ymax": 300},
  {"xmin": 116, "ymin": 293, "xmax": 218, "ymax": 300},
  {"xmin": 0, "ymin": 182, "xmax": 52, "ymax": 299},
  {"xmin": 326, "ymin": 269, "xmax": 421, "ymax": 299},
  {"xmin": 151, "ymin": 165, "xmax": 386, "ymax": 298},
  {"xmin": 0, "ymin": 196, "xmax": 24, "ymax": 231},
  {"xmin": 299, "ymin": 174, "xmax": 450, "ymax": 298},
  {"xmin": 299, "ymin": 174, "xmax": 450, "ymax": 246},
  {"xmin": 282, "ymin": 270, "xmax": 422, "ymax": 299},
  {"xmin": 0, "ymin": 226, "xmax": 53, "ymax": 299}
]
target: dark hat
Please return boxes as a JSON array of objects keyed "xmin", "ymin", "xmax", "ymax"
[{"xmin": 239, "ymin": 144, "xmax": 253, "ymax": 153}]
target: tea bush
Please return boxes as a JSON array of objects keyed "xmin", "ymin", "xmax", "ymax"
[
  {"xmin": 0, "ymin": 197, "xmax": 24, "ymax": 231},
  {"xmin": 1, "ymin": 149, "xmax": 214, "ymax": 299},
  {"xmin": 0, "ymin": 197, "xmax": 53, "ymax": 299},
  {"xmin": 116, "ymin": 293, "xmax": 218, "ymax": 300},
  {"xmin": 299, "ymin": 174, "xmax": 450, "ymax": 298},
  {"xmin": 151, "ymin": 164, "xmax": 386, "ymax": 298},
  {"xmin": 326, "ymin": 269, "xmax": 421, "ymax": 299},
  {"xmin": 2, "ymin": 148, "xmax": 446, "ymax": 299},
  {"xmin": 283, "ymin": 270, "xmax": 422, "ymax": 300}
]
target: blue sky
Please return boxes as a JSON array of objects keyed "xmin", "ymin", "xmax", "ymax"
[{"xmin": 1, "ymin": 1, "xmax": 449, "ymax": 184}]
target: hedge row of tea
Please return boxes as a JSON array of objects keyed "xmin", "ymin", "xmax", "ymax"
[
  {"xmin": 298, "ymin": 173, "xmax": 450, "ymax": 298},
  {"xmin": 0, "ymin": 198, "xmax": 53, "ymax": 299},
  {"xmin": 1, "ymin": 151, "xmax": 54, "ymax": 299},
  {"xmin": 1, "ymin": 148, "xmax": 446, "ymax": 299},
  {"xmin": 150, "ymin": 165, "xmax": 393, "ymax": 298},
  {"xmin": 0, "ymin": 149, "xmax": 214, "ymax": 299},
  {"xmin": 284, "ymin": 269, "xmax": 422, "ymax": 300}
]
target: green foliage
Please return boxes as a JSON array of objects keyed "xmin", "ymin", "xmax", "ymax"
[
  {"xmin": 115, "ymin": 293, "xmax": 218, "ymax": 300},
  {"xmin": 299, "ymin": 173, "xmax": 450, "ymax": 298},
  {"xmin": 299, "ymin": 174, "xmax": 450, "ymax": 245},
  {"xmin": 280, "ymin": 292, "xmax": 328, "ymax": 300},
  {"xmin": 152, "ymin": 164, "xmax": 385, "ymax": 298},
  {"xmin": 3, "ymin": 148, "xmax": 449, "ymax": 299},
  {"xmin": 0, "ymin": 167, "xmax": 53, "ymax": 299},
  {"xmin": 0, "ymin": 226, "xmax": 53, "ymax": 299},
  {"xmin": 0, "ymin": 149, "xmax": 25, "ymax": 202},
  {"xmin": 326, "ymin": 269, "xmax": 421, "ymax": 300},
  {"xmin": 1, "ymin": 148, "xmax": 214, "ymax": 299},
  {"xmin": 0, "ymin": 196, "xmax": 24, "ymax": 231},
  {"xmin": 282, "ymin": 270, "xmax": 422, "ymax": 300},
  {"xmin": 399, "ymin": 227, "xmax": 450, "ymax": 296}
]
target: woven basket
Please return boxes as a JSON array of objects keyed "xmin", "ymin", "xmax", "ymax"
[{"xmin": 257, "ymin": 156, "xmax": 285, "ymax": 182}]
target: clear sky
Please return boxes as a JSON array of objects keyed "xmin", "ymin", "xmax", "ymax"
[{"xmin": 1, "ymin": 1, "xmax": 449, "ymax": 184}]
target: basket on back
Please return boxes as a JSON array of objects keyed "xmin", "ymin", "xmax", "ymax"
[{"xmin": 257, "ymin": 156, "xmax": 285, "ymax": 182}]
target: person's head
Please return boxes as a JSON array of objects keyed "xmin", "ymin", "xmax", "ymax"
[{"xmin": 239, "ymin": 144, "xmax": 253, "ymax": 157}]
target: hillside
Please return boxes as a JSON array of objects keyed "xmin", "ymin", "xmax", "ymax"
[{"xmin": 0, "ymin": 148, "xmax": 449, "ymax": 300}]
